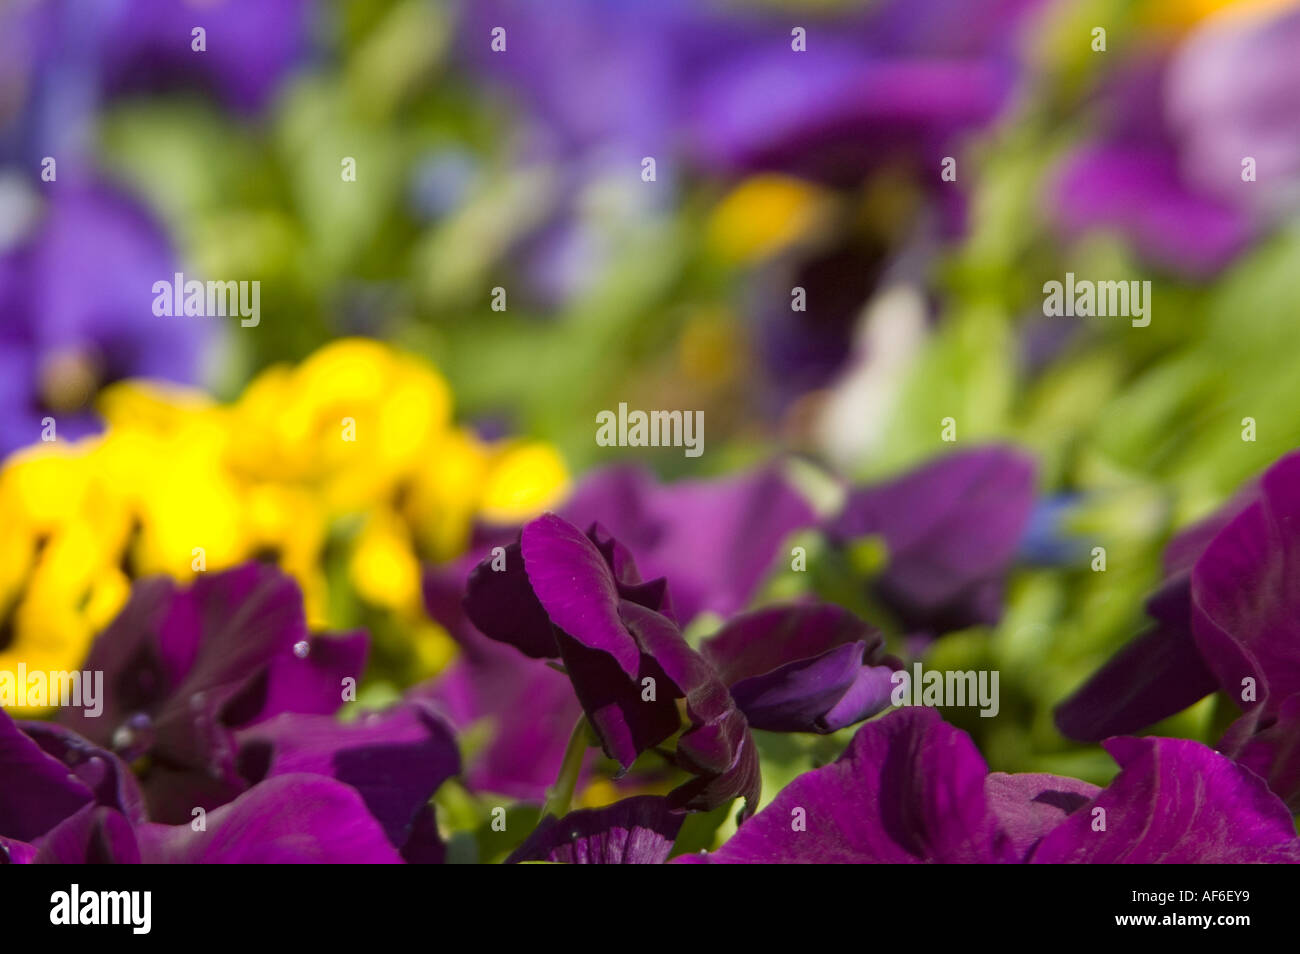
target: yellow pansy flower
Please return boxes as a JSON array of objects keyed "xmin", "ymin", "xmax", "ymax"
[{"xmin": 0, "ymin": 338, "xmax": 569, "ymax": 714}]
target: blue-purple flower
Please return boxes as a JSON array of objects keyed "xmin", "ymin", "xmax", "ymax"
[
  {"xmin": 3, "ymin": 0, "xmax": 310, "ymax": 128},
  {"xmin": 462, "ymin": 512, "xmax": 762, "ymax": 816},
  {"xmin": 0, "ymin": 182, "xmax": 210, "ymax": 458}
]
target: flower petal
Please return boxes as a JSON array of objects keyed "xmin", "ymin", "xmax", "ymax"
[
  {"xmin": 830, "ymin": 447, "xmax": 1036, "ymax": 635},
  {"xmin": 236, "ymin": 700, "xmax": 460, "ymax": 851},
  {"xmin": 1055, "ymin": 576, "xmax": 1218, "ymax": 741},
  {"xmin": 522, "ymin": 514, "xmax": 640, "ymax": 678},
  {"xmin": 33, "ymin": 805, "xmax": 140, "ymax": 864},
  {"xmin": 462, "ymin": 541, "xmax": 559, "ymax": 659},
  {"xmin": 136, "ymin": 774, "xmax": 404, "ymax": 863},
  {"xmin": 1033, "ymin": 737, "xmax": 1300, "ymax": 863},
  {"xmin": 984, "ymin": 772, "xmax": 1098, "ymax": 862},
  {"xmin": 680, "ymin": 707, "xmax": 1009, "ymax": 862},
  {"xmin": 507, "ymin": 796, "xmax": 683, "ymax": 864},
  {"xmin": 702, "ymin": 603, "xmax": 891, "ymax": 732},
  {"xmin": 1191, "ymin": 452, "xmax": 1300, "ymax": 721}
]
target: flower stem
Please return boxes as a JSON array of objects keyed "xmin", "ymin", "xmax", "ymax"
[{"xmin": 541, "ymin": 715, "xmax": 589, "ymax": 819}]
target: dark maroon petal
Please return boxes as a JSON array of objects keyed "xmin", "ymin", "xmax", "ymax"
[
  {"xmin": 1191, "ymin": 452, "xmax": 1300, "ymax": 722},
  {"xmin": 555, "ymin": 630, "xmax": 681, "ymax": 771},
  {"xmin": 54, "ymin": 576, "xmax": 177, "ymax": 748},
  {"xmin": 158, "ymin": 564, "xmax": 312, "ymax": 732},
  {"xmin": 59, "ymin": 563, "xmax": 315, "ymax": 758},
  {"xmin": 522, "ymin": 514, "xmax": 640, "ymax": 677},
  {"xmin": 506, "ymin": 796, "xmax": 684, "ymax": 864},
  {"xmin": 236, "ymin": 701, "xmax": 460, "ymax": 851},
  {"xmin": 423, "ymin": 552, "xmax": 584, "ymax": 802},
  {"xmin": 614, "ymin": 576, "xmax": 674, "ymax": 617},
  {"xmin": 666, "ymin": 709, "xmax": 762, "ymax": 820},
  {"xmin": 680, "ymin": 708, "xmax": 1012, "ymax": 863},
  {"xmin": 829, "ymin": 447, "xmax": 1036, "ymax": 635},
  {"xmin": 984, "ymin": 772, "xmax": 1099, "ymax": 862},
  {"xmin": 726, "ymin": 642, "xmax": 867, "ymax": 732},
  {"xmin": 462, "ymin": 541, "xmax": 559, "ymax": 659},
  {"xmin": 620, "ymin": 601, "xmax": 761, "ymax": 817},
  {"xmin": 1056, "ymin": 482, "xmax": 1261, "ymax": 742},
  {"xmin": 1220, "ymin": 692, "xmax": 1300, "ymax": 812},
  {"xmin": 702, "ymin": 603, "xmax": 883, "ymax": 686},
  {"xmin": 1033, "ymin": 737, "xmax": 1300, "ymax": 863},
  {"xmin": 33, "ymin": 805, "xmax": 140, "ymax": 864},
  {"xmin": 1055, "ymin": 575, "xmax": 1218, "ymax": 741},
  {"xmin": 819, "ymin": 665, "xmax": 900, "ymax": 732},
  {"xmin": 0, "ymin": 709, "xmax": 94, "ymax": 841},
  {"xmin": 585, "ymin": 521, "xmax": 644, "ymax": 588},
  {"xmin": 400, "ymin": 805, "xmax": 447, "ymax": 864},
  {"xmin": 136, "ymin": 774, "xmax": 404, "ymax": 863},
  {"xmin": 1163, "ymin": 483, "xmax": 1261, "ymax": 577},
  {"xmin": 702, "ymin": 603, "xmax": 892, "ymax": 732},
  {"xmin": 18, "ymin": 720, "xmax": 146, "ymax": 824}
]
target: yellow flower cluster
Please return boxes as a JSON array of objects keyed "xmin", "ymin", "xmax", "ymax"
[{"xmin": 0, "ymin": 339, "xmax": 568, "ymax": 708}]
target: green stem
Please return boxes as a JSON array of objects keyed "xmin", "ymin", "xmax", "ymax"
[{"xmin": 540, "ymin": 715, "xmax": 589, "ymax": 819}]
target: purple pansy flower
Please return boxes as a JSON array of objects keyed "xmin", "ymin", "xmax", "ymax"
[
  {"xmin": 462, "ymin": 513, "xmax": 761, "ymax": 817},
  {"xmin": 2, "ymin": 707, "xmax": 432, "ymax": 864},
  {"xmin": 678, "ymin": 707, "xmax": 1300, "ymax": 864},
  {"xmin": 51, "ymin": 562, "xmax": 459, "ymax": 858},
  {"xmin": 420, "ymin": 533, "xmax": 586, "ymax": 803},
  {"xmin": 96, "ymin": 0, "xmax": 311, "ymax": 112},
  {"xmin": 3, "ymin": 703, "xmax": 413, "ymax": 864},
  {"xmin": 827, "ymin": 446, "xmax": 1038, "ymax": 637},
  {"xmin": 56, "ymin": 562, "xmax": 366, "ymax": 819},
  {"xmin": 687, "ymin": 0, "xmax": 1045, "ymax": 181},
  {"xmin": 419, "ymin": 463, "xmax": 815, "ymax": 801},
  {"xmin": 458, "ymin": 507, "xmax": 910, "ymax": 813},
  {"xmin": 1057, "ymin": 451, "xmax": 1300, "ymax": 809},
  {"xmin": 0, "ymin": 183, "xmax": 210, "ymax": 458}
]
